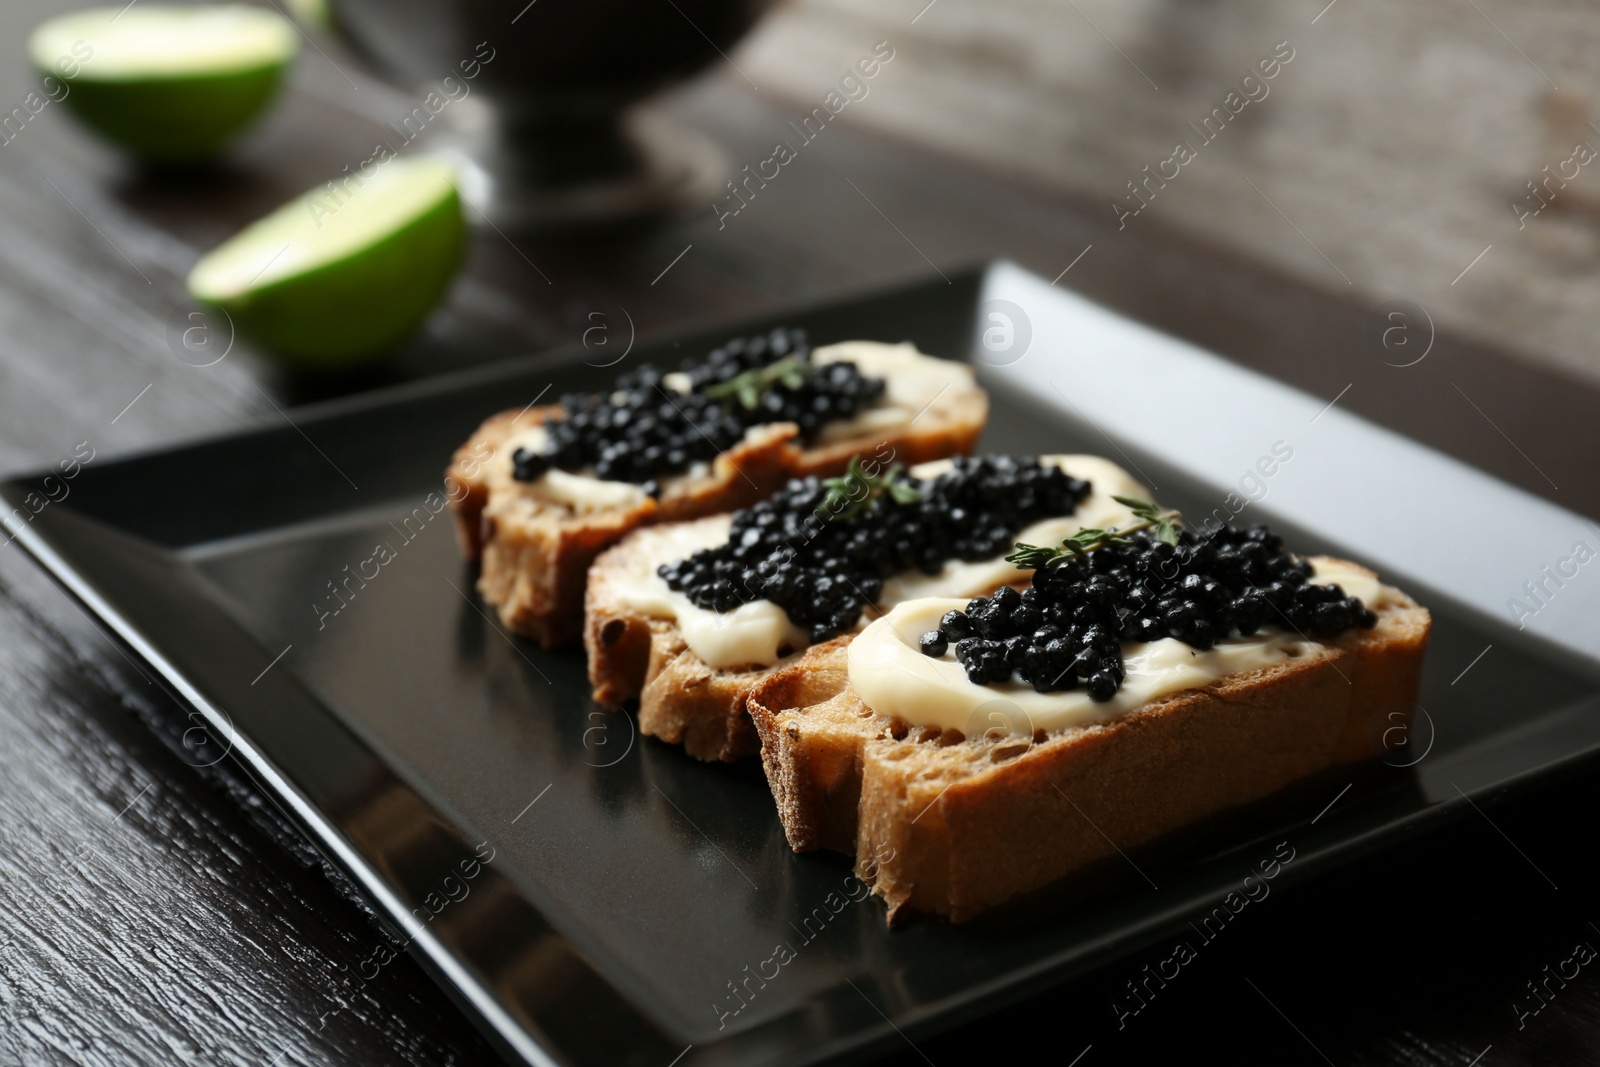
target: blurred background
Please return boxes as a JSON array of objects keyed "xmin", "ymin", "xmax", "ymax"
[
  {"xmin": 0, "ymin": 0, "xmax": 1591, "ymax": 501},
  {"xmin": 749, "ymin": 0, "xmax": 1600, "ymax": 387}
]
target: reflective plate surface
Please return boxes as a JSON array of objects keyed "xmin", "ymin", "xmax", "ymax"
[{"xmin": 5, "ymin": 263, "xmax": 1597, "ymax": 1066}]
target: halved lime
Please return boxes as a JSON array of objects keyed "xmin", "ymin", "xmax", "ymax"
[
  {"xmin": 188, "ymin": 156, "xmax": 467, "ymax": 367},
  {"xmin": 29, "ymin": 5, "xmax": 297, "ymax": 162}
]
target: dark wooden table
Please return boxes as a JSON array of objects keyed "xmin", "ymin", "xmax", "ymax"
[{"xmin": 3, "ymin": 6, "xmax": 1600, "ymax": 1066}]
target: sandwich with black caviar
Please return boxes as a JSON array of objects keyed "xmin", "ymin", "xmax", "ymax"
[
  {"xmin": 745, "ymin": 507, "xmax": 1431, "ymax": 923},
  {"xmin": 447, "ymin": 329, "xmax": 987, "ymax": 646},
  {"xmin": 583, "ymin": 453, "xmax": 1153, "ymax": 760}
]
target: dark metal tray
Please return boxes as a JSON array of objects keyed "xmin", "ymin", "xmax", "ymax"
[{"xmin": 5, "ymin": 263, "xmax": 1597, "ymax": 1066}]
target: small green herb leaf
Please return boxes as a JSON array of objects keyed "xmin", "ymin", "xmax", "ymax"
[
  {"xmin": 820, "ymin": 454, "xmax": 923, "ymax": 521},
  {"xmin": 1111, "ymin": 494, "xmax": 1182, "ymax": 547},
  {"xmin": 1005, "ymin": 542, "xmax": 1064, "ymax": 569},
  {"xmin": 1009, "ymin": 497, "xmax": 1185, "ymax": 569},
  {"xmin": 889, "ymin": 481, "xmax": 922, "ymax": 504},
  {"xmin": 704, "ymin": 354, "xmax": 815, "ymax": 410}
]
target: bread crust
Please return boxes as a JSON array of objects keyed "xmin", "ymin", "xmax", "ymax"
[
  {"xmin": 584, "ymin": 514, "xmax": 795, "ymax": 760},
  {"xmin": 452, "ymin": 367, "xmax": 987, "ymax": 648},
  {"xmin": 637, "ymin": 637, "xmax": 775, "ymax": 762},
  {"xmin": 746, "ymin": 636, "xmax": 863, "ymax": 850},
  {"xmin": 746, "ymin": 560, "xmax": 1431, "ymax": 923},
  {"xmin": 446, "ymin": 407, "xmax": 524, "ymax": 561}
]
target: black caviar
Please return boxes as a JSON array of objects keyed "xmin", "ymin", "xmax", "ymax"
[
  {"xmin": 921, "ymin": 525, "xmax": 1378, "ymax": 700},
  {"xmin": 511, "ymin": 327, "xmax": 886, "ymax": 487},
  {"xmin": 657, "ymin": 456, "xmax": 1093, "ymax": 644}
]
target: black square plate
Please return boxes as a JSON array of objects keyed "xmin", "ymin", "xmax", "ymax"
[{"xmin": 5, "ymin": 262, "xmax": 1598, "ymax": 1067}]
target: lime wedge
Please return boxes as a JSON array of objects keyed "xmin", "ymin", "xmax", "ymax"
[
  {"xmin": 29, "ymin": 5, "xmax": 297, "ymax": 162},
  {"xmin": 188, "ymin": 156, "xmax": 467, "ymax": 367}
]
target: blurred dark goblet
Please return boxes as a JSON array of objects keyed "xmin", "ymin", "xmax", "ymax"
[{"xmin": 327, "ymin": 0, "xmax": 772, "ymax": 227}]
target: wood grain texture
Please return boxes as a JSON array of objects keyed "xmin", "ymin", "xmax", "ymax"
[
  {"xmin": 0, "ymin": 0, "xmax": 1597, "ymax": 1063},
  {"xmin": 0, "ymin": 548, "xmax": 496, "ymax": 1066}
]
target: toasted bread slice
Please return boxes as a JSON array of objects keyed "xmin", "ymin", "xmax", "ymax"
[
  {"xmin": 746, "ymin": 560, "xmax": 1431, "ymax": 923},
  {"xmin": 449, "ymin": 344, "xmax": 988, "ymax": 647}
]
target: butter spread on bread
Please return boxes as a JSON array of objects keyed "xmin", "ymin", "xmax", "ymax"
[
  {"xmin": 811, "ymin": 341, "xmax": 976, "ymax": 444},
  {"xmin": 504, "ymin": 340, "xmax": 971, "ymax": 510},
  {"xmin": 849, "ymin": 558, "xmax": 1395, "ymax": 733},
  {"xmin": 606, "ymin": 455, "xmax": 1148, "ymax": 671}
]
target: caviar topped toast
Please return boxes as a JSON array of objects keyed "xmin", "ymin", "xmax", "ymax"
[
  {"xmin": 448, "ymin": 330, "xmax": 987, "ymax": 647},
  {"xmin": 746, "ymin": 519, "xmax": 1431, "ymax": 923},
  {"xmin": 583, "ymin": 453, "xmax": 1152, "ymax": 760}
]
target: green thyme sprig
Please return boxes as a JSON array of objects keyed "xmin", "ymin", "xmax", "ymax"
[
  {"xmin": 1005, "ymin": 496, "xmax": 1182, "ymax": 569},
  {"xmin": 820, "ymin": 455, "xmax": 922, "ymax": 521},
  {"xmin": 702, "ymin": 354, "xmax": 814, "ymax": 410}
]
